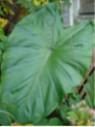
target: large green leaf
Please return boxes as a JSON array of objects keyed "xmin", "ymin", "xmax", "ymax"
[{"xmin": 1, "ymin": 2, "xmax": 94, "ymax": 124}]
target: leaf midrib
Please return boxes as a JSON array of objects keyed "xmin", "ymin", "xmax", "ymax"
[{"xmin": 18, "ymin": 49, "xmax": 52, "ymax": 104}]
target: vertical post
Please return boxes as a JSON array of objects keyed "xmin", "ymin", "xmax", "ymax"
[
  {"xmin": 62, "ymin": 0, "xmax": 74, "ymax": 27},
  {"xmin": 72, "ymin": 0, "xmax": 80, "ymax": 23}
]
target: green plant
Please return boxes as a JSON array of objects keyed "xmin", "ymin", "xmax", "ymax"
[
  {"xmin": 0, "ymin": 2, "xmax": 94, "ymax": 125},
  {"xmin": 84, "ymin": 74, "xmax": 95, "ymax": 109},
  {"xmin": 0, "ymin": 6, "xmax": 4, "ymax": 16},
  {"xmin": 39, "ymin": 117, "xmax": 63, "ymax": 125},
  {"xmin": 67, "ymin": 101, "xmax": 95, "ymax": 126},
  {"xmin": 57, "ymin": 90, "xmax": 81, "ymax": 125},
  {"xmin": 0, "ymin": 102, "xmax": 18, "ymax": 125},
  {"xmin": 0, "ymin": 26, "xmax": 6, "ymax": 62}
]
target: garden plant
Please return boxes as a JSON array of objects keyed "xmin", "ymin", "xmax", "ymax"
[{"xmin": 0, "ymin": 0, "xmax": 94, "ymax": 126}]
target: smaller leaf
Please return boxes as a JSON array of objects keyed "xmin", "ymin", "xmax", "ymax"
[
  {"xmin": 0, "ymin": 6, "xmax": 4, "ymax": 16},
  {"xmin": 0, "ymin": 102, "xmax": 18, "ymax": 125},
  {"xmin": 68, "ymin": 111, "xmax": 78, "ymax": 121},
  {"xmin": 40, "ymin": 117, "xmax": 63, "ymax": 125},
  {"xmin": 84, "ymin": 74, "xmax": 95, "ymax": 109},
  {"xmin": 0, "ymin": 18, "xmax": 8, "ymax": 28}
]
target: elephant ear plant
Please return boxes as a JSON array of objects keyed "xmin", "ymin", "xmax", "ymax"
[{"xmin": 0, "ymin": 2, "xmax": 94, "ymax": 125}]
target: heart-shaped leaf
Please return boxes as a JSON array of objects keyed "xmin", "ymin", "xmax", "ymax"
[{"xmin": 1, "ymin": 2, "xmax": 94, "ymax": 124}]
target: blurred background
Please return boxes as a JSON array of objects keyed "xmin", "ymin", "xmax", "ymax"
[{"xmin": 63, "ymin": 0, "xmax": 94, "ymax": 27}]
